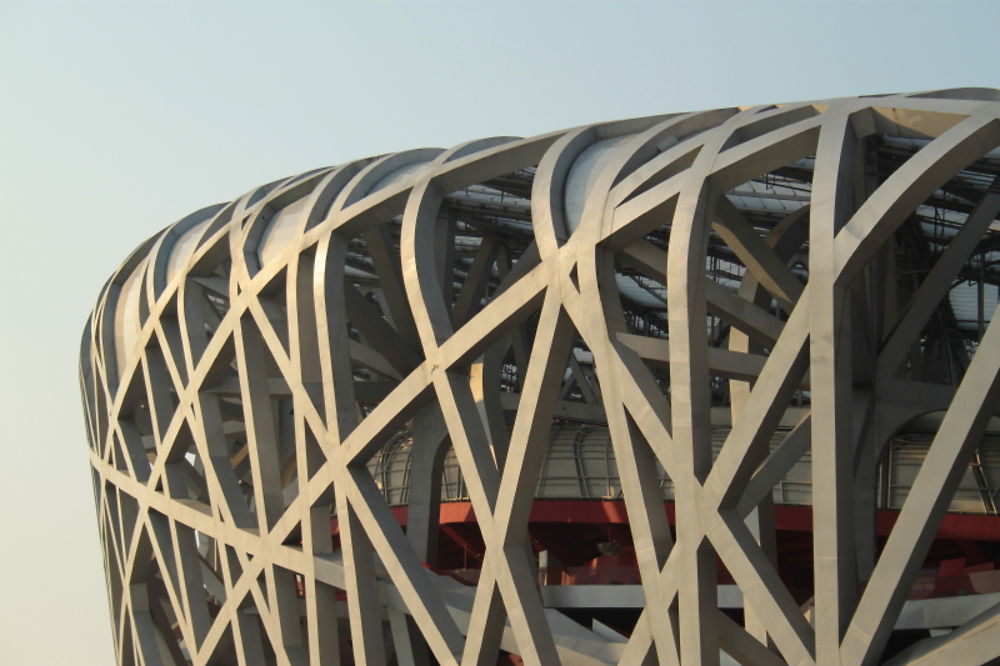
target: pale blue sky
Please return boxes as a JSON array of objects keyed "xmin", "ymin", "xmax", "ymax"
[{"xmin": 1, "ymin": 1, "xmax": 997, "ymax": 663}]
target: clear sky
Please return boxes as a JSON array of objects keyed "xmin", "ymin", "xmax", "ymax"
[{"xmin": 1, "ymin": 1, "xmax": 998, "ymax": 663}]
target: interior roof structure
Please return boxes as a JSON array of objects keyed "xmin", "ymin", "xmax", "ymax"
[{"xmin": 81, "ymin": 89, "xmax": 1000, "ymax": 665}]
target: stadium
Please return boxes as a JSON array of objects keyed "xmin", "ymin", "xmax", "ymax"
[{"xmin": 81, "ymin": 90, "xmax": 1000, "ymax": 664}]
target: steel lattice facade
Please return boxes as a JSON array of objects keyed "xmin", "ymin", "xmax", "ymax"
[{"xmin": 81, "ymin": 90, "xmax": 1000, "ymax": 665}]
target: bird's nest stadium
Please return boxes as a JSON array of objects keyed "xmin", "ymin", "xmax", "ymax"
[{"xmin": 81, "ymin": 89, "xmax": 1000, "ymax": 665}]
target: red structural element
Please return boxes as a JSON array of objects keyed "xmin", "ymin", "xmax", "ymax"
[
  {"xmin": 330, "ymin": 500, "xmax": 1000, "ymax": 602},
  {"xmin": 335, "ymin": 500, "xmax": 1000, "ymax": 542}
]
